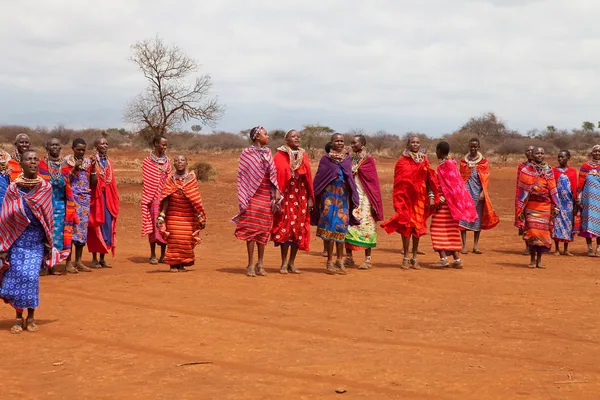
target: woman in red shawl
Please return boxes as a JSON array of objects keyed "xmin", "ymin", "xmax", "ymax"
[
  {"xmin": 272, "ymin": 130, "xmax": 314, "ymax": 274},
  {"xmin": 381, "ymin": 136, "xmax": 437, "ymax": 269},
  {"xmin": 431, "ymin": 142, "xmax": 477, "ymax": 268},
  {"xmin": 459, "ymin": 138, "xmax": 500, "ymax": 254},
  {"xmin": 551, "ymin": 150, "xmax": 578, "ymax": 256},
  {"xmin": 515, "ymin": 145, "xmax": 535, "ymax": 255},
  {"xmin": 8, "ymin": 133, "xmax": 30, "ymax": 181},
  {"xmin": 88, "ymin": 138, "xmax": 119, "ymax": 268},
  {"xmin": 232, "ymin": 126, "xmax": 281, "ymax": 277},
  {"xmin": 141, "ymin": 135, "xmax": 171, "ymax": 265},
  {"xmin": 343, "ymin": 135, "xmax": 384, "ymax": 270},
  {"xmin": 515, "ymin": 147, "xmax": 559, "ymax": 268},
  {"xmin": 157, "ymin": 155, "xmax": 206, "ymax": 272}
]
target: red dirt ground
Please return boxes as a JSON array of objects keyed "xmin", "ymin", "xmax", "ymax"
[{"xmin": 1, "ymin": 152, "xmax": 600, "ymax": 400}]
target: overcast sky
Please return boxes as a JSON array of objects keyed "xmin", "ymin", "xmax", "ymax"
[{"xmin": 1, "ymin": 0, "xmax": 598, "ymax": 136}]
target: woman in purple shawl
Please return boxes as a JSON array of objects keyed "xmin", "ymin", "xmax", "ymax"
[{"xmin": 311, "ymin": 134, "xmax": 359, "ymax": 275}]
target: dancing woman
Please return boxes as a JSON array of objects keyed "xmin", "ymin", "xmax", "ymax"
[
  {"xmin": 39, "ymin": 138, "xmax": 78, "ymax": 274},
  {"xmin": 141, "ymin": 135, "xmax": 171, "ymax": 265},
  {"xmin": 459, "ymin": 138, "xmax": 500, "ymax": 254},
  {"xmin": 431, "ymin": 142, "xmax": 477, "ymax": 268},
  {"xmin": 157, "ymin": 155, "xmax": 206, "ymax": 272},
  {"xmin": 88, "ymin": 138, "xmax": 119, "ymax": 268},
  {"xmin": 578, "ymin": 145, "xmax": 600, "ymax": 256},
  {"xmin": 381, "ymin": 136, "xmax": 437, "ymax": 269},
  {"xmin": 311, "ymin": 133, "xmax": 359, "ymax": 275},
  {"xmin": 272, "ymin": 130, "xmax": 314, "ymax": 274},
  {"xmin": 8, "ymin": 133, "xmax": 30, "ymax": 180},
  {"xmin": 344, "ymin": 135, "xmax": 384, "ymax": 270},
  {"xmin": 63, "ymin": 138, "xmax": 97, "ymax": 273},
  {"xmin": 515, "ymin": 147, "xmax": 559, "ymax": 268},
  {"xmin": 232, "ymin": 126, "xmax": 280, "ymax": 277},
  {"xmin": 551, "ymin": 150, "xmax": 578, "ymax": 256},
  {"xmin": 0, "ymin": 150, "xmax": 57, "ymax": 333}
]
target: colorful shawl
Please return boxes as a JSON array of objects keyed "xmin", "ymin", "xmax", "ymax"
[
  {"xmin": 0, "ymin": 150, "xmax": 12, "ymax": 179},
  {"xmin": 381, "ymin": 151, "xmax": 438, "ymax": 236},
  {"xmin": 159, "ymin": 171, "xmax": 206, "ymax": 241},
  {"xmin": 273, "ymin": 146, "xmax": 314, "ymax": 201},
  {"xmin": 141, "ymin": 154, "xmax": 171, "ymax": 236},
  {"xmin": 234, "ymin": 146, "xmax": 278, "ymax": 216},
  {"xmin": 438, "ymin": 159, "xmax": 477, "ymax": 222},
  {"xmin": 0, "ymin": 180, "xmax": 60, "ymax": 267},
  {"xmin": 353, "ymin": 153, "xmax": 384, "ymax": 222},
  {"xmin": 515, "ymin": 163, "xmax": 558, "ymax": 228},
  {"xmin": 311, "ymin": 153, "xmax": 360, "ymax": 226},
  {"xmin": 460, "ymin": 155, "xmax": 500, "ymax": 230},
  {"xmin": 553, "ymin": 167, "xmax": 578, "ymax": 198},
  {"xmin": 39, "ymin": 158, "xmax": 79, "ymax": 261},
  {"xmin": 88, "ymin": 155, "xmax": 120, "ymax": 255},
  {"xmin": 578, "ymin": 161, "xmax": 600, "ymax": 194}
]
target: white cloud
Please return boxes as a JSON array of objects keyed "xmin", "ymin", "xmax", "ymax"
[{"xmin": 1, "ymin": 0, "xmax": 599, "ymax": 134}]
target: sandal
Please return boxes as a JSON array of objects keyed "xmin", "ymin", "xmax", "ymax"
[
  {"xmin": 25, "ymin": 318, "xmax": 39, "ymax": 333},
  {"xmin": 287, "ymin": 264, "xmax": 301, "ymax": 274},
  {"xmin": 358, "ymin": 262, "xmax": 370, "ymax": 270},
  {"xmin": 48, "ymin": 267, "xmax": 63, "ymax": 276},
  {"xmin": 535, "ymin": 264, "xmax": 546, "ymax": 269},
  {"xmin": 177, "ymin": 265, "xmax": 187, "ymax": 272},
  {"xmin": 334, "ymin": 260, "xmax": 347, "ymax": 275},
  {"xmin": 90, "ymin": 261, "xmax": 101, "ymax": 269},
  {"xmin": 401, "ymin": 257, "xmax": 411, "ymax": 270},
  {"xmin": 158, "ymin": 257, "xmax": 166, "ymax": 264},
  {"xmin": 553, "ymin": 251, "xmax": 561, "ymax": 256},
  {"xmin": 472, "ymin": 249, "xmax": 482, "ymax": 255},
  {"xmin": 10, "ymin": 318, "xmax": 24, "ymax": 334},
  {"xmin": 256, "ymin": 264, "xmax": 266, "ymax": 276},
  {"xmin": 527, "ymin": 263, "xmax": 536, "ymax": 269},
  {"xmin": 169, "ymin": 267, "xmax": 178, "ymax": 273},
  {"xmin": 344, "ymin": 258, "xmax": 355, "ymax": 267},
  {"xmin": 410, "ymin": 258, "xmax": 421, "ymax": 270},
  {"xmin": 65, "ymin": 262, "xmax": 78, "ymax": 274},
  {"xmin": 451, "ymin": 259, "xmax": 464, "ymax": 269},
  {"xmin": 431, "ymin": 258, "xmax": 449, "ymax": 268},
  {"xmin": 99, "ymin": 261, "xmax": 112, "ymax": 268},
  {"xmin": 279, "ymin": 265, "xmax": 289, "ymax": 274},
  {"xmin": 325, "ymin": 262, "xmax": 337, "ymax": 275},
  {"xmin": 149, "ymin": 257, "xmax": 159, "ymax": 265},
  {"xmin": 564, "ymin": 251, "xmax": 575, "ymax": 257},
  {"xmin": 76, "ymin": 263, "xmax": 92, "ymax": 272},
  {"xmin": 246, "ymin": 264, "xmax": 256, "ymax": 277},
  {"xmin": 460, "ymin": 249, "xmax": 468, "ymax": 255}
]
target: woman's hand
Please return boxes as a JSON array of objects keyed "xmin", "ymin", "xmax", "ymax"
[
  {"xmin": 429, "ymin": 197, "xmax": 436, "ymax": 207},
  {"xmin": 200, "ymin": 220, "xmax": 206, "ymax": 230},
  {"xmin": 0, "ymin": 251, "xmax": 7, "ymax": 263},
  {"xmin": 274, "ymin": 190, "xmax": 282, "ymax": 203},
  {"xmin": 307, "ymin": 198, "xmax": 314, "ymax": 211},
  {"xmin": 518, "ymin": 213, "xmax": 525, "ymax": 222},
  {"xmin": 551, "ymin": 207, "xmax": 559, "ymax": 218},
  {"xmin": 479, "ymin": 192, "xmax": 485, "ymax": 201}
]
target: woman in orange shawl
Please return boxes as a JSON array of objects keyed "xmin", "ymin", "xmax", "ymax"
[
  {"xmin": 272, "ymin": 130, "xmax": 314, "ymax": 274},
  {"xmin": 381, "ymin": 136, "xmax": 437, "ymax": 269},
  {"xmin": 459, "ymin": 138, "xmax": 500, "ymax": 254},
  {"xmin": 515, "ymin": 147, "xmax": 559, "ymax": 269},
  {"xmin": 157, "ymin": 155, "xmax": 206, "ymax": 272}
]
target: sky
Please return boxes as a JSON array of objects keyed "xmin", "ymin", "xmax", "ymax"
[{"xmin": 1, "ymin": 0, "xmax": 599, "ymax": 137}]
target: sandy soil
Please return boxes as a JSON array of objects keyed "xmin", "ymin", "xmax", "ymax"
[{"xmin": 1, "ymin": 152, "xmax": 599, "ymax": 400}]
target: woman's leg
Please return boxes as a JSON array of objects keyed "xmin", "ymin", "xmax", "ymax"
[
  {"xmin": 473, "ymin": 231, "xmax": 481, "ymax": 253},
  {"xmin": 149, "ymin": 242, "xmax": 157, "ymax": 259},
  {"xmin": 25, "ymin": 308, "xmax": 38, "ymax": 332},
  {"xmin": 528, "ymin": 249, "xmax": 536, "ymax": 268},
  {"xmin": 246, "ymin": 241, "xmax": 256, "ymax": 277},
  {"xmin": 11, "ymin": 309, "xmax": 24, "ymax": 334},
  {"xmin": 279, "ymin": 245, "xmax": 289, "ymax": 274},
  {"xmin": 256, "ymin": 243, "xmax": 266, "ymax": 276},
  {"xmin": 335, "ymin": 242, "xmax": 344, "ymax": 262},
  {"xmin": 564, "ymin": 242, "xmax": 573, "ymax": 256},
  {"xmin": 460, "ymin": 231, "xmax": 468, "ymax": 254},
  {"xmin": 536, "ymin": 251, "xmax": 543, "ymax": 268},
  {"xmin": 344, "ymin": 248, "xmax": 354, "ymax": 266},
  {"xmin": 554, "ymin": 240, "xmax": 560, "ymax": 256},
  {"xmin": 401, "ymin": 235, "xmax": 410, "ymax": 269},
  {"xmin": 159, "ymin": 244, "xmax": 166, "ymax": 262},
  {"xmin": 75, "ymin": 245, "xmax": 91, "ymax": 272},
  {"xmin": 410, "ymin": 237, "xmax": 421, "ymax": 269},
  {"xmin": 288, "ymin": 246, "xmax": 301, "ymax": 274},
  {"xmin": 586, "ymin": 238, "xmax": 594, "ymax": 256}
]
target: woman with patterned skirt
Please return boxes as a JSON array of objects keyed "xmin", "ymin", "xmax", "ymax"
[
  {"xmin": 63, "ymin": 138, "xmax": 97, "ymax": 273},
  {"xmin": 157, "ymin": 155, "xmax": 206, "ymax": 272},
  {"xmin": 578, "ymin": 145, "xmax": 600, "ymax": 256},
  {"xmin": 515, "ymin": 147, "xmax": 559, "ymax": 268},
  {"xmin": 311, "ymin": 133, "xmax": 359, "ymax": 275},
  {"xmin": 232, "ymin": 126, "xmax": 280, "ymax": 277},
  {"xmin": 343, "ymin": 135, "xmax": 383, "ymax": 270},
  {"xmin": 0, "ymin": 150, "xmax": 58, "ymax": 333},
  {"xmin": 381, "ymin": 136, "xmax": 437, "ymax": 269},
  {"xmin": 141, "ymin": 135, "xmax": 171, "ymax": 265},
  {"xmin": 459, "ymin": 138, "xmax": 500, "ymax": 254},
  {"xmin": 551, "ymin": 150, "xmax": 578, "ymax": 256},
  {"xmin": 39, "ymin": 138, "xmax": 78, "ymax": 274},
  {"xmin": 431, "ymin": 142, "xmax": 477, "ymax": 268},
  {"xmin": 272, "ymin": 130, "xmax": 314, "ymax": 274}
]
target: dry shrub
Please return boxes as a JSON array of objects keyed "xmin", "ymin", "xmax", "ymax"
[
  {"xmin": 191, "ymin": 161, "xmax": 216, "ymax": 182},
  {"xmin": 119, "ymin": 192, "xmax": 141, "ymax": 204},
  {"xmin": 116, "ymin": 176, "xmax": 143, "ymax": 186}
]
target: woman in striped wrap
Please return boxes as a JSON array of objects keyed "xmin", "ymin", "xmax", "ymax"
[
  {"xmin": 0, "ymin": 150, "xmax": 58, "ymax": 333},
  {"xmin": 430, "ymin": 142, "xmax": 477, "ymax": 268},
  {"xmin": 156, "ymin": 155, "xmax": 206, "ymax": 272},
  {"xmin": 232, "ymin": 126, "xmax": 280, "ymax": 277},
  {"xmin": 515, "ymin": 147, "xmax": 559, "ymax": 268},
  {"xmin": 141, "ymin": 135, "xmax": 171, "ymax": 265}
]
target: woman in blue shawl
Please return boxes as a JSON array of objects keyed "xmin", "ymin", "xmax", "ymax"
[{"xmin": 311, "ymin": 134, "xmax": 359, "ymax": 275}]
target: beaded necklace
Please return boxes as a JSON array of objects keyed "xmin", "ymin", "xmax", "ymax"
[
  {"xmin": 45, "ymin": 156, "xmax": 64, "ymax": 181},
  {"xmin": 351, "ymin": 151, "xmax": 367, "ymax": 174},
  {"xmin": 95, "ymin": 153, "xmax": 112, "ymax": 184},
  {"xmin": 14, "ymin": 173, "xmax": 42, "ymax": 188},
  {"xmin": 404, "ymin": 149, "xmax": 425, "ymax": 163},
  {"xmin": 149, "ymin": 151, "xmax": 169, "ymax": 174}
]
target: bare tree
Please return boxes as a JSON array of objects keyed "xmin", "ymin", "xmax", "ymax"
[{"xmin": 124, "ymin": 35, "xmax": 224, "ymax": 136}]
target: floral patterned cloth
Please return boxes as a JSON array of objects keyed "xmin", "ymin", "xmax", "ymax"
[
  {"xmin": 316, "ymin": 171, "xmax": 350, "ymax": 243},
  {"xmin": 272, "ymin": 173, "xmax": 311, "ymax": 250},
  {"xmin": 345, "ymin": 175, "xmax": 377, "ymax": 249},
  {"xmin": 64, "ymin": 156, "xmax": 91, "ymax": 245}
]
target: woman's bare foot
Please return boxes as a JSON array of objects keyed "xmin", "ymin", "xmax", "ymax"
[
  {"xmin": 246, "ymin": 264, "xmax": 256, "ymax": 277},
  {"xmin": 344, "ymin": 257, "xmax": 355, "ymax": 267},
  {"xmin": 321, "ymin": 251, "xmax": 328, "ymax": 257},
  {"xmin": 472, "ymin": 249, "xmax": 482, "ymax": 255},
  {"xmin": 76, "ymin": 262, "xmax": 92, "ymax": 272},
  {"xmin": 256, "ymin": 264, "xmax": 266, "ymax": 276},
  {"xmin": 553, "ymin": 250, "xmax": 561, "ymax": 256},
  {"xmin": 177, "ymin": 266, "xmax": 187, "ymax": 272},
  {"xmin": 149, "ymin": 257, "xmax": 159, "ymax": 265},
  {"xmin": 451, "ymin": 259, "xmax": 464, "ymax": 269},
  {"xmin": 564, "ymin": 251, "xmax": 575, "ymax": 256},
  {"xmin": 10, "ymin": 318, "xmax": 24, "ymax": 334},
  {"xmin": 536, "ymin": 264, "xmax": 546, "ymax": 269},
  {"xmin": 527, "ymin": 263, "xmax": 536, "ymax": 269},
  {"xmin": 99, "ymin": 261, "xmax": 112, "ymax": 268},
  {"xmin": 325, "ymin": 262, "xmax": 337, "ymax": 275},
  {"xmin": 279, "ymin": 265, "xmax": 288, "ymax": 274},
  {"xmin": 401, "ymin": 257, "xmax": 411, "ymax": 270},
  {"xmin": 169, "ymin": 267, "xmax": 178, "ymax": 273},
  {"xmin": 65, "ymin": 261, "xmax": 78, "ymax": 274},
  {"xmin": 48, "ymin": 267, "xmax": 63, "ymax": 276},
  {"xmin": 410, "ymin": 258, "xmax": 421, "ymax": 270},
  {"xmin": 90, "ymin": 260, "xmax": 101, "ymax": 269}
]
